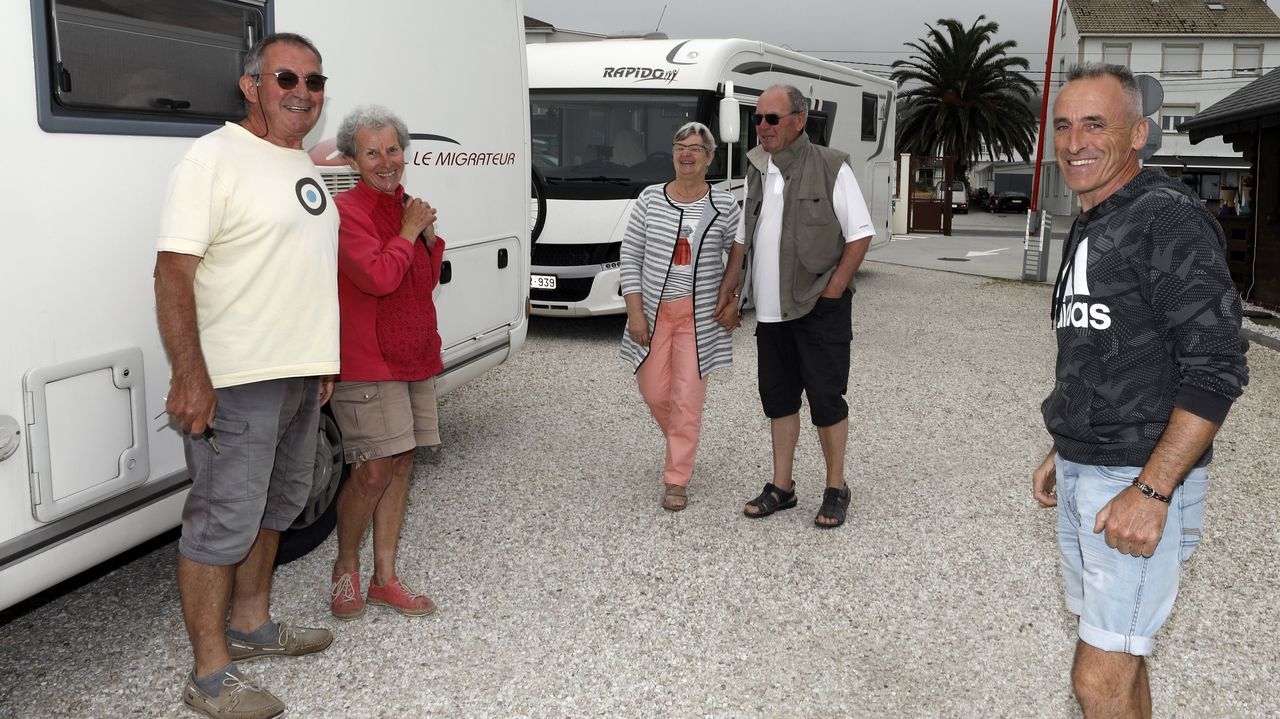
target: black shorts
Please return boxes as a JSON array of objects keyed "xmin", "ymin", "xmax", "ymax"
[{"xmin": 755, "ymin": 289, "xmax": 852, "ymax": 427}]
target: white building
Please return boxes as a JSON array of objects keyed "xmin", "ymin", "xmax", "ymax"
[{"xmin": 1039, "ymin": 0, "xmax": 1280, "ymax": 215}]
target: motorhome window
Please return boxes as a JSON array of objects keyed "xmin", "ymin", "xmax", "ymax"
[
  {"xmin": 530, "ymin": 91, "xmax": 703, "ymax": 190},
  {"xmin": 804, "ymin": 113, "xmax": 830, "ymax": 146},
  {"xmin": 38, "ymin": 0, "xmax": 263, "ymax": 132},
  {"xmin": 861, "ymin": 94, "xmax": 877, "ymax": 141}
]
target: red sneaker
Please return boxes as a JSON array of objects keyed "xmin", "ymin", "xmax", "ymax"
[
  {"xmin": 366, "ymin": 576, "xmax": 436, "ymax": 616},
  {"xmin": 330, "ymin": 572, "xmax": 365, "ymax": 620}
]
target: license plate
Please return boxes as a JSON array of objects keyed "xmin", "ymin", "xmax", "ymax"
[{"xmin": 530, "ymin": 274, "xmax": 557, "ymax": 290}]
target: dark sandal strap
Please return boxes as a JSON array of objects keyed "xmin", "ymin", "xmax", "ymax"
[
  {"xmin": 747, "ymin": 482, "xmax": 795, "ymax": 513},
  {"xmin": 815, "ymin": 485, "xmax": 850, "ymax": 522}
]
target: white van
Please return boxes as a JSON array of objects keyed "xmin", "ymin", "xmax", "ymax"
[
  {"xmin": 938, "ymin": 180, "xmax": 969, "ymax": 214},
  {"xmin": 526, "ymin": 39, "xmax": 897, "ymax": 317},
  {"xmin": 0, "ymin": 0, "xmax": 531, "ymax": 611}
]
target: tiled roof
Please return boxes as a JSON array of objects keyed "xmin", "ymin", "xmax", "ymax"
[
  {"xmin": 1180, "ymin": 66, "xmax": 1280, "ymax": 140},
  {"xmin": 1068, "ymin": 0, "xmax": 1280, "ymax": 34}
]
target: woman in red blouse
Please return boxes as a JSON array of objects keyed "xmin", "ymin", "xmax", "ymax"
[{"xmin": 328, "ymin": 105, "xmax": 444, "ymax": 620}]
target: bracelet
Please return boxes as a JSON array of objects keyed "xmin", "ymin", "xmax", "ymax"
[{"xmin": 1131, "ymin": 478, "xmax": 1172, "ymax": 504}]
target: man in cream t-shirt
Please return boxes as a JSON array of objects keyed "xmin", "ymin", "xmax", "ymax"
[{"xmin": 154, "ymin": 32, "xmax": 338, "ymax": 719}]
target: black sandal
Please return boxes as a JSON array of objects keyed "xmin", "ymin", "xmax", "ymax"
[
  {"xmin": 743, "ymin": 482, "xmax": 797, "ymax": 518},
  {"xmin": 814, "ymin": 484, "xmax": 850, "ymax": 529}
]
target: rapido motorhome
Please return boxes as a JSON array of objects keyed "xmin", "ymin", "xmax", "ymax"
[
  {"xmin": 527, "ymin": 39, "xmax": 897, "ymax": 317},
  {"xmin": 0, "ymin": 0, "xmax": 531, "ymax": 611}
]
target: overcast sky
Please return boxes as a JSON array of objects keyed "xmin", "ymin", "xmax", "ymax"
[{"xmin": 523, "ymin": 0, "xmax": 1059, "ymax": 81}]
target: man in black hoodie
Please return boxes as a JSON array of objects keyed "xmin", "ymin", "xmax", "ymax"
[{"xmin": 1031, "ymin": 63, "xmax": 1249, "ymax": 717}]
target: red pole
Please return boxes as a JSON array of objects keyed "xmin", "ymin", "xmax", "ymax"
[{"xmin": 1029, "ymin": 0, "xmax": 1061, "ymax": 215}]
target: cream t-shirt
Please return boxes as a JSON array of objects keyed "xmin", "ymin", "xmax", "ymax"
[{"xmin": 157, "ymin": 123, "xmax": 340, "ymax": 388}]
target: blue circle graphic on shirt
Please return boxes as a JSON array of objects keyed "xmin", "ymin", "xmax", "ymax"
[{"xmin": 295, "ymin": 178, "xmax": 327, "ymax": 216}]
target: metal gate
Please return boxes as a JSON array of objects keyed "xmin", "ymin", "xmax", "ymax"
[{"xmin": 906, "ymin": 155, "xmax": 956, "ymax": 235}]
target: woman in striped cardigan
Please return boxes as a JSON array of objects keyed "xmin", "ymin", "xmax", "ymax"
[{"xmin": 619, "ymin": 122, "xmax": 741, "ymax": 511}]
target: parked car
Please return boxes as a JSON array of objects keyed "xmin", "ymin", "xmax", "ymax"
[
  {"xmin": 995, "ymin": 191, "xmax": 1029, "ymax": 213},
  {"xmin": 936, "ymin": 180, "xmax": 967, "ymax": 214}
]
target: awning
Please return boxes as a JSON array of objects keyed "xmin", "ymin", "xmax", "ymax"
[{"xmin": 1144, "ymin": 155, "xmax": 1252, "ymax": 171}]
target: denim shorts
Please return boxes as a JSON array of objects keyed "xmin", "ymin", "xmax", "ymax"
[{"xmin": 1055, "ymin": 456, "xmax": 1209, "ymax": 656}]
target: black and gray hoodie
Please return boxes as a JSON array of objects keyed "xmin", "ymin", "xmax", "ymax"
[{"xmin": 1042, "ymin": 169, "xmax": 1249, "ymax": 468}]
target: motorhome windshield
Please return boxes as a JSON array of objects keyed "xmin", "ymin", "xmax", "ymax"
[{"xmin": 531, "ymin": 91, "xmax": 708, "ymax": 192}]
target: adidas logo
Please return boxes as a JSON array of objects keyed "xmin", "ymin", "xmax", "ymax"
[{"xmin": 1055, "ymin": 236, "xmax": 1112, "ymax": 330}]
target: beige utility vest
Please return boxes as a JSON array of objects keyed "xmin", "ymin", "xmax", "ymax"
[{"xmin": 737, "ymin": 135, "xmax": 852, "ymax": 320}]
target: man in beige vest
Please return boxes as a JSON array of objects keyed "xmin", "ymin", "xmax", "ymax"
[{"xmin": 716, "ymin": 84, "xmax": 875, "ymax": 529}]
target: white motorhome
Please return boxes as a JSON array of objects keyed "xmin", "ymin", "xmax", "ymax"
[
  {"xmin": 0, "ymin": 0, "xmax": 531, "ymax": 611},
  {"xmin": 526, "ymin": 39, "xmax": 897, "ymax": 317}
]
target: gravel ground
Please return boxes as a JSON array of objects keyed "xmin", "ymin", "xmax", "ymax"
[
  {"xmin": 1, "ymin": 262, "xmax": 1276, "ymax": 718},
  {"xmin": 1242, "ymin": 302, "xmax": 1280, "ymax": 346}
]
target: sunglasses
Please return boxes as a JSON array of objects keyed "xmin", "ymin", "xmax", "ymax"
[
  {"xmin": 254, "ymin": 70, "xmax": 328, "ymax": 92},
  {"xmin": 751, "ymin": 111, "xmax": 800, "ymax": 126}
]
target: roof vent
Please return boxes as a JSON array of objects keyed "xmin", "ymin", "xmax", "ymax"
[{"xmin": 1207, "ymin": 1, "xmax": 1225, "ymax": 9}]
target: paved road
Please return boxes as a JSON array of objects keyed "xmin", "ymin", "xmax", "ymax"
[
  {"xmin": 1, "ymin": 262, "xmax": 1277, "ymax": 718},
  {"xmin": 875, "ymin": 208, "xmax": 1072, "ymax": 283}
]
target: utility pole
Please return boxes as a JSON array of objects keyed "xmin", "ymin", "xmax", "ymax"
[{"xmin": 1030, "ymin": 0, "xmax": 1060, "ymax": 215}]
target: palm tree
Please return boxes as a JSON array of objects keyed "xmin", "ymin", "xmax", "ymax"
[{"xmin": 891, "ymin": 16, "xmax": 1038, "ymax": 180}]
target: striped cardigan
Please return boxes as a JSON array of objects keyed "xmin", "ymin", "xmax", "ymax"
[{"xmin": 619, "ymin": 183, "xmax": 740, "ymax": 377}]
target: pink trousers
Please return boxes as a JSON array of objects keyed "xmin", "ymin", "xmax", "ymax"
[{"xmin": 635, "ymin": 296, "xmax": 708, "ymax": 487}]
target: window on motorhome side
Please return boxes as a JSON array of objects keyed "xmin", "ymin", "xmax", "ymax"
[
  {"xmin": 40, "ymin": 0, "xmax": 263, "ymax": 129},
  {"xmin": 530, "ymin": 91, "xmax": 702, "ymax": 194},
  {"xmin": 804, "ymin": 113, "xmax": 830, "ymax": 146},
  {"xmin": 861, "ymin": 93, "xmax": 877, "ymax": 142}
]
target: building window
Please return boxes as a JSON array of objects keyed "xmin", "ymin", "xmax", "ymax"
[
  {"xmin": 1161, "ymin": 43, "xmax": 1202, "ymax": 77},
  {"xmin": 1160, "ymin": 104, "xmax": 1198, "ymax": 134},
  {"xmin": 1102, "ymin": 43, "xmax": 1131, "ymax": 68},
  {"xmin": 1058, "ymin": 57, "xmax": 1065, "ymax": 88},
  {"xmin": 1234, "ymin": 44, "xmax": 1263, "ymax": 77}
]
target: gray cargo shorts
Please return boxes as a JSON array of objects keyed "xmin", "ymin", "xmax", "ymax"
[{"xmin": 178, "ymin": 377, "xmax": 321, "ymax": 566}]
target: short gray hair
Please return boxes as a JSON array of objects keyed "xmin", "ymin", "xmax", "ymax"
[
  {"xmin": 243, "ymin": 33, "xmax": 322, "ymax": 77},
  {"xmin": 673, "ymin": 121, "xmax": 715, "ymax": 151},
  {"xmin": 336, "ymin": 105, "xmax": 412, "ymax": 158},
  {"xmin": 765, "ymin": 84, "xmax": 808, "ymax": 114},
  {"xmin": 1065, "ymin": 62, "xmax": 1143, "ymax": 120}
]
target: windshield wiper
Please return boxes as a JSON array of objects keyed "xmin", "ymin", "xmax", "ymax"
[{"xmin": 544, "ymin": 175, "xmax": 631, "ymax": 185}]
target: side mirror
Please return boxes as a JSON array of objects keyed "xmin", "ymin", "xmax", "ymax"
[{"xmin": 719, "ymin": 81, "xmax": 740, "ymax": 144}]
